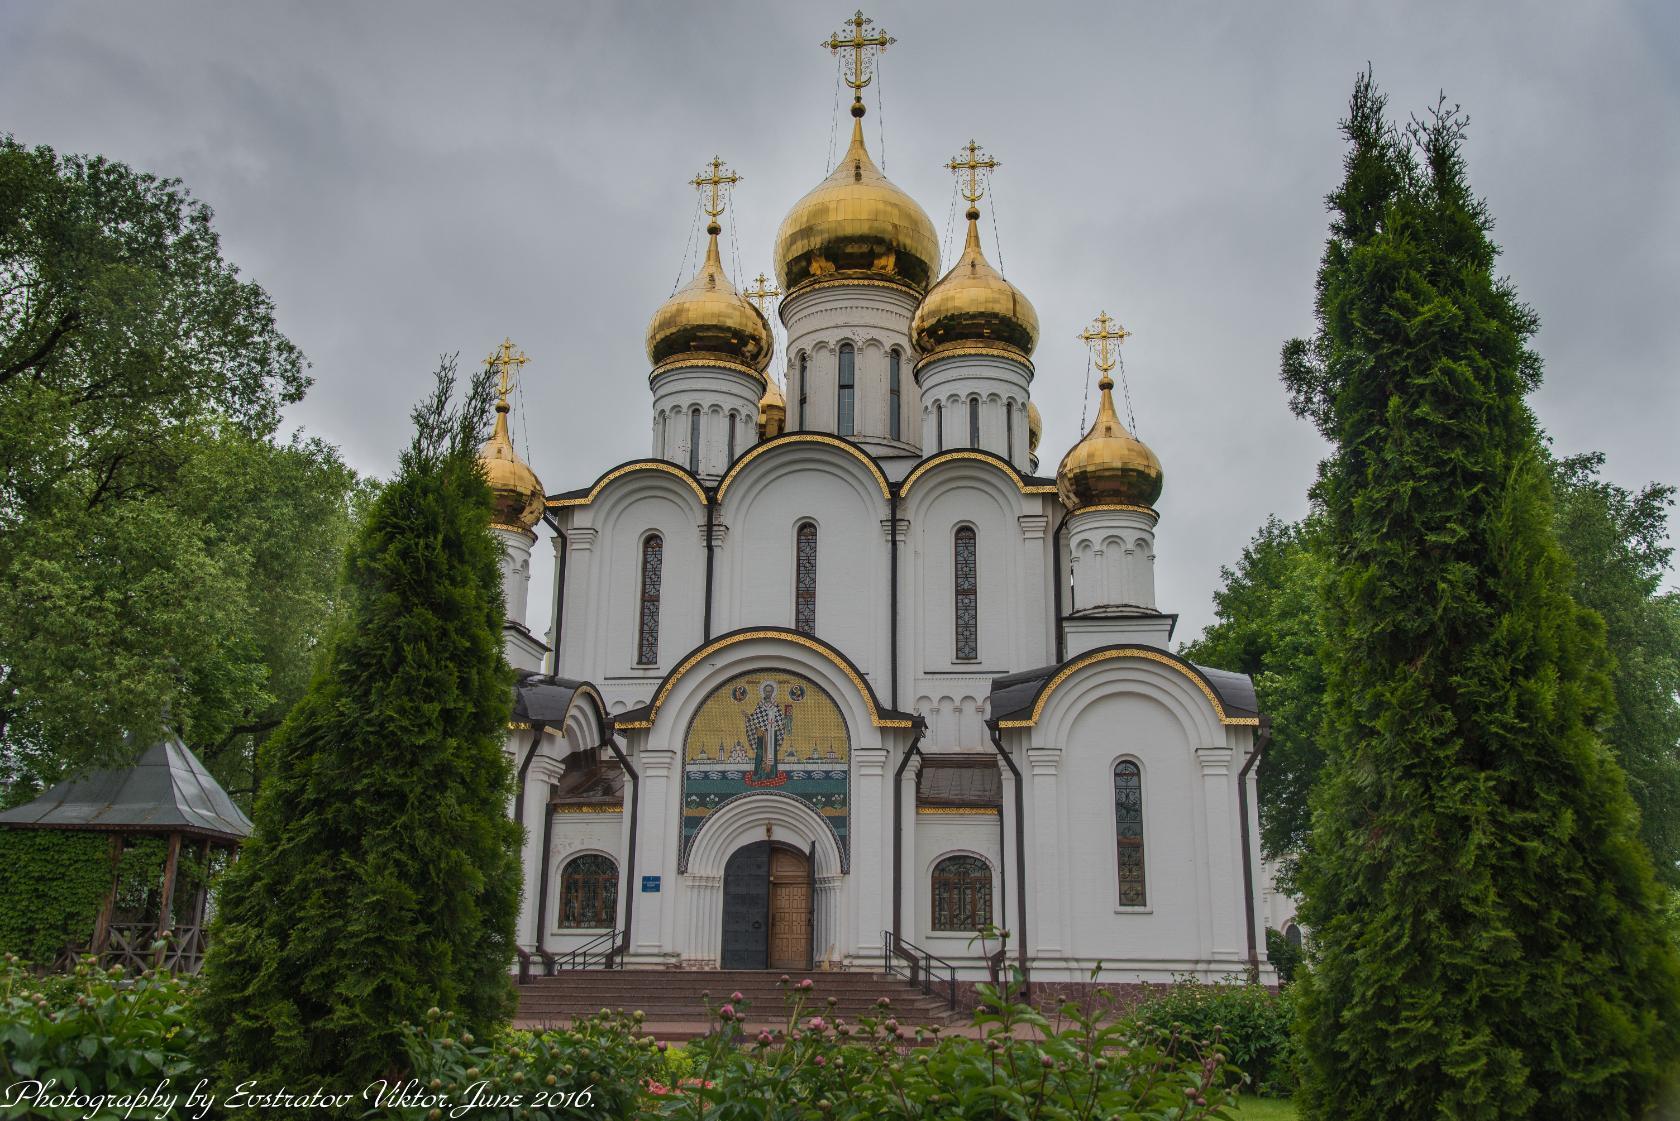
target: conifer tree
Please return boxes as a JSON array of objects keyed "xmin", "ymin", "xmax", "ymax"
[
  {"xmin": 1284, "ymin": 74, "xmax": 1680, "ymax": 1120},
  {"xmin": 198, "ymin": 358, "xmax": 522, "ymax": 1095}
]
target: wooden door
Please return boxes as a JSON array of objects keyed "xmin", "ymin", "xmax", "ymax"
[
  {"xmin": 721, "ymin": 843, "xmax": 770, "ymax": 969},
  {"xmin": 768, "ymin": 846, "xmax": 811, "ymax": 970}
]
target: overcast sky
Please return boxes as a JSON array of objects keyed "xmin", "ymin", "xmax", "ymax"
[{"xmin": 4, "ymin": 1, "xmax": 1676, "ymax": 645}]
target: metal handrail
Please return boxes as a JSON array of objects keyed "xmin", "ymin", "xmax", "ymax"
[
  {"xmin": 881, "ymin": 930, "xmax": 959, "ymax": 1011},
  {"xmin": 556, "ymin": 928, "xmax": 621, "ymax": 970}
]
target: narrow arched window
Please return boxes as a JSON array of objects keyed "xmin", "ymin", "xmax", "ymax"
[
  {"xmin": 934, "ymin": 401, "xmax": 944, "ymax": 451},
  {"xmin": 1285, "ymin": 922, "xmax": 1303, "ymax": 951},
  {"xmin": 954, "ymin": 526, "xmax": 978, "ymax": 660},
  {"xmin": 932, "ymin": 855, "xmax": 992, "ymax": 931},
  {"xmin": 889, "ymin": 350, "xmax": 902, "ymax": 440},
  {"xmin": 656, "ymin": 411, "xmax": 668, "ymax": 458},
  {"xmin": 797, "ymin": 352, "xmax": 809, "ymax": 430},
  {"xmin": 837, "ymin": 343, "xmax": 856, "ymax": 435},
  {"xmin": 968, "ymin": 397, "xmax": 981, "ymax": 447},
  {"xmin": 794, "ymin": 522, "xmax": 818, "ymax": 634},
  {"xmin": 559, "ymin": 854, "xmax": 619, "ymax": 928},
  {"xmin": 688, "ymin": 407, "xmax": 702, "ymax": 474},
  {"xmin": 1115, "ymin": 761, "xmax": 1146, "ymax": 906},
  {"xmin": 1005, "ymin": 401, "xmax": 1015, "ymax": 462},
  {"xmin": 727, "ymin": 411, "xmax": 738, "ymax": 464},
  {"xmin": 636, "ymin": 535, "xmax": 663, "ymax": 666}
]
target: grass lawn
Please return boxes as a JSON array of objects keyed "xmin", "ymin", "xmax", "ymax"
[{"xmin": 1230, "ymin": 1096, "xmax": 1299, "ymax": 1119}]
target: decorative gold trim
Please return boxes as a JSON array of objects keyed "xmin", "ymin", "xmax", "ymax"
[
  {"xmin": 898, "ymin": 450, "xmax": 1058, "ymax": 498},
  {"xmin": 553, "ymin": 804, "xmax": 624, "ymax": 815},
  {"xmin": 995, "ymin": 647, "xmax": 1259, "ymax": 728},
  {"xmin": 715, "ymin": 434, "xmax": 892, "ymax": 501},
  {"xmin": 648, "ymin": 356, "xmax": 767, "ymax": 385},
  {"xmin": 1071, "ymin": 502, "xmax": 1159, "ymax": 520},
  {"xmin": 507, "ymin": 721, "xmax": 533, "ymax": 731},
  {"xmin": 490, "ymin": 521, "xmax": 539, "ymax": 538},
  {"xmin": 917, "ymin": 806, "xmax": 1000, "ymax": 816},
  {"xmin": 912, "ymin": 344, "xmax": 1034, "ymax": 376},
  {"xmin": 548, "ymin": 461, "xmax": 710, "ymax": 508},
  {"xmin": 615, "ymin": 629, "xmax": 912, "ymax": 730},
  {"xmin": 783, "ymin": 275, "xmax": 924, "ymax": 303}
]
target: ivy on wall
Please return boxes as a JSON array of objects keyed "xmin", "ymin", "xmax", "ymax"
[{"xmin": 0, "ymin": 831, "xmax": 172, "ymax": 963}]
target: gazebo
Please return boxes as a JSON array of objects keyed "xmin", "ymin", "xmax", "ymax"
[{"xmin": 0, "ymin": 735, "xmax": 252, "ymax": 972}]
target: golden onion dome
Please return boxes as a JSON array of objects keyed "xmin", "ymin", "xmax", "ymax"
[
  {"xmin": 911, "ymin": 207, "xmax": 1037, "ymax": 361},
  {"xmin": 1027, "ymin": 400, "xmax": 1043, "ymax": 455},
  {"xmin": 774, "ymin": 105, "xmax": 940, "ymax": 296},
  {"xmin": 480, "ymin": 397, "xmax": 545, "ymax": 531},
  {"xmin": 1056, "ymin": 376, "xmax": 1163, "ymax": 509},
  {"xmin": 646, "ymin": 224, "xmax": 773, "ymax": 373},
  {"xmin": 758, "ymin": 377, "xmax": 786, "ymax": 440}
]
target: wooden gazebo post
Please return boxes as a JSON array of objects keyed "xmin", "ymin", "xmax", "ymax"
[{"xmin": 89, "ymin": 834, "xmax": 124, "ymax": 960}]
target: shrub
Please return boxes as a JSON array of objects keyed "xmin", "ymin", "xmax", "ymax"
[
  {"xmin": 1265, "ymin": 927, "xmax": 1304, "ymax": 985},
  {"xmin": 1131, "ymin": 976, "xmax": 1295, "ymax": 1097}
]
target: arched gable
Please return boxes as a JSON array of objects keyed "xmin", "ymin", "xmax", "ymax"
[
  {"xmin": 898, "ymin": 448, "xmax": 1054, "ymax": 500},
  {"xmin": 994, "ymin": 646, "xmax": 1258, "ymax": 742},
  {"xmin": 549, "ymin": 458, "xmax": 710, "ymax": 510},
  {"xmin": 716, "ymin": 433, "xmax": 891, "ymax": 504}
]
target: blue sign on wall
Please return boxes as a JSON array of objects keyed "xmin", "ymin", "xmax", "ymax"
[{"xmin": 641, "ymin": 875, "xmax": 661, "ymax": 893}]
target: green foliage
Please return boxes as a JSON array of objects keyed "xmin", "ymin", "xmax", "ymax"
[
  {"xmin": 196, "ymin": 358, "xmax": 523, "ymax": 1102},
  {"xmin": 0, "ymin": 833, "xmax": 171, "ymax": 963},
  {"xmin": 1182, "ymin": 515, "xmax": 1328, "ymax": 873},
  {"xmin": 1264, "ymin": 928, "xmax": 1303, "ymax": 986},
  {"xmin": 1284, "ymin": 73, "xmax": 1680, "ymax": 1119},
  {"xmin": 0, "ymin": 953, "xmax": 204, "ymax": 1119},
  {"xmin": 1131, "ymin": 977, "xmax": 1297, "ymax": 1098},
  {"xmin": 0, "ymin": 136, "xmax": 358, "ymax": 787}
]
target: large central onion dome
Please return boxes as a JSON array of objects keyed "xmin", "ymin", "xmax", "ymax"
[
  {"xmin": 646, "ymin": 223, "xmax": 773, "ymax": 374},
  {"xmin": 911, "ymin": 206, "xmax": 1038, "ymax": 361},
  {"xmin": 481, "ymin": 394, "xmax": 546, "ymax": 531},
  {"xmin": 1056, "ymin": 376, "xmax": 1164, "ymax": 509},
  {"xmin": 774, "ymin": 105, "xmax": 940, "ymax": 296}
]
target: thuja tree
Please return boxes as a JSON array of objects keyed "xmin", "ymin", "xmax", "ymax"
[
  {"xmin": 1284, "ymin": 75, "xmax": 1680, "ymax": 1120},
  {"xmin": 197, "ymin": 358, "xmax": 522, "ymax": 1094}
]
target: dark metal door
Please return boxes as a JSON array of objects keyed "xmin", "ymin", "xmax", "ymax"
[{"xmin": 722, "ymin": 842, "xmax": 770, "ymax": 969}]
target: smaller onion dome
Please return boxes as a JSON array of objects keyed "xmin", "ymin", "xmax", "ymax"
[
  {"xmin": 1026, "ymin": 400, "xmax": 1043, "ymax": 455},
  {"xmin": 911, "ymin": 207, "xmax": 1038, "ymax": 361},
  {"xmin": 481, "ymin": 393, "xmax": 545, "ymax": 531},
  {"xmin": 645, "ymin": 223, "xmax": 773, "ymax": 374},
  {"xmin": 1056, "ymin": 376, "xmax": 1163, "ymax": 509},
  {"xmin": 758, "ymin": 377, "xmax": 786, "ymax": 440}
]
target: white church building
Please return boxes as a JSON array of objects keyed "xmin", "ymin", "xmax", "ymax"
[{"xmin": 478, "ymin": 13, "xmax": 1275, "ymax": 990}]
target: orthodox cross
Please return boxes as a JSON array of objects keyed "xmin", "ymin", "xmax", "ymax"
[
  {"xmin": 487, "ymin": 337, "xmax": 528, "ymax": 405},
  {"xmin": 691, "ymin": 156, "xmax": 741, "ymax": 228},
  {"xmin": 946, "ymin": 140, "xmax": 999, "ymax": 206},
  {"xmin": 1078, "ymin": 312, "xmax": 1130, "ymax": 381},
  {"xmin": 822, "ymin": 10, "xmax": 894, "ymax": 103},
  {"xmin": 743, "ymin": 273, "xmax": 781, "ymax": 315}
]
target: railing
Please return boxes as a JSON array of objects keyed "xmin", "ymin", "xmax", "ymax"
[
  {"xmin": 554, "ymin": 929, "xmax": 621, "ymax": 971},
  {"xmin": 881, "ymin": 930, "xmax": 959, "ymax": 1012}
]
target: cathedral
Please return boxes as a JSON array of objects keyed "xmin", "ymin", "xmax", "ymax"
[{"xmin": 479, "ymin": 13, "xmax": 1276, "ymax": 988}]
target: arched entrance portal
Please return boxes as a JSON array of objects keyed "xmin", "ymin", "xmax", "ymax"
[{"xmin": 721, "ymin": 841, "xmax": 812, "ymax": 970}]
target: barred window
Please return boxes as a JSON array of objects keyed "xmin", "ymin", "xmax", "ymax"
[
  {"xmin": 797, "ymin": 352, "xmax": 808, "ymax": 430},
  {"xmin": 794, "ymin": 522, "xmax": 817, "ymax": 634},
  {"xmin": 688, "ymin": 407, "xmax": 701, "ymax": 474},
  {"xmin": 636, "ymin": 535, "xmax": 663, "ymax": 666},
  {"xmin": 1115, "ymin": 761, "xmax": 1146, "ymax": 906},
  {"xmin": 968, "ymin": 397, "xmax": 980, "ymax": 447},
  {"xmin": 559, "ymin": 854, "xmax": 618, "ymax": 928},
  {"xmin": 889, "ymin": 350, "xmax": 902, "ymax": 440},
  {"xmin": 954, "ymin": 526, "xmax": 978, "ymax": 660},
  {"xmin": 932, "ymin": 855, "xmax": 992, "ymax": 931},
  {"xmin": 837, "ymin": 343, "xmax": 856, "ymax": 435}
]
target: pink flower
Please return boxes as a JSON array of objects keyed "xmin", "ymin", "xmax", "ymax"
[
  {"xmin": 719, "ymin": 1003, "xmax": 736, "ymax": 1021},
  {"xmin": 806, "ymin": 1016, "xmax": 826, "ymax": 1032},
  {"xmin": 757, "ymin": 1030, "xmax": 773, "ymax": 1047},
  {"xmin": 814, "ymin": 1055, "xmax": 827, "ymax": 1067},
  {"xmin": 799, "ymin": 978, "xmax": 814, "ymax": 991},
  {"xmin": 731, "ymin": 990, "xmax": 744, "ymax": 1003}
]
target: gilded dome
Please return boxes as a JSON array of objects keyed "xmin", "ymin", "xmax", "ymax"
[
  {"xmin": 911, "ymin": 207, "xmax": 1037, "ymax": 361},
  {"xmin": 1056, "ymin": 377, "xmax": 1163, "ymax": 509},
  {"xmin": 646, "ymin": 225, "xmax": 773, "ymax": 373},
  {"xmin": 758, "ymin": 377, "xmax": 786, "ymax": 439},
  {"xmin": 480, "ymin": 399, "xmax": 545, "ymax": 531},
  {"xmin": 774, "ymin": 106, "xmax": 940, "ymax": 296},
  {"xmin": 1027, "ymin": 400, "xmax": 1042, "ymax": 454}
]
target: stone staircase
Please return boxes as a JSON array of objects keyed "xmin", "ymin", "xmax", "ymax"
[{"xmin": 514, "ymin": 969, "xmax": 964, "ymax": 1041}]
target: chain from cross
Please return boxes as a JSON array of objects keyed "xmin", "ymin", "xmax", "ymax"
[
  {"xmin": 823, "ymin": 10, "xmax": 894, "ymax": 97},
  {"xmin": 1078, "ymin": 312, "xmax": 1131, "ymax": 377},
  {"xmin": 946, "ymin": 139, "xmax": 999, "ymax": 205},
  {"xmin": 690, "ymin": 156, "xmax": 742, "ymax": 222},
  {"xmin": 743, "ymin": 273, "xmax": 782, "ymax": 314},
  {"xmin": 486, "ymin": 337, "xmax": 528, "ymax": 403}
]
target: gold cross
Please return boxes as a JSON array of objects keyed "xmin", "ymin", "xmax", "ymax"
[
  {"xmin": 743, "ymin": 273, "xmax": 781, "ymax": 314},
  {"xmin": 946, "ymin": 140, "xmax": 999, "ymax": 205},
  {"xmin": 822, "ymin": 10, "xmax": 894, "ymax": 98},
  {"xmin": 690, "ymin": 156, "xmax": 742, "ymax": 221},
  {"xmin": 486, "ymin": 337, "xmax": 528, "ymax": 403},
  {"xmin": 1078, "ymin": 312, "xmax": 1131, "ymax": 375}
]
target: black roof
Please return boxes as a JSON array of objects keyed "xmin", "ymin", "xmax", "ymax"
[
  {"xmin": 0, "ymin": 737, "xmax": 252, "ymax": 843},
  {"xmin": 917, "ymin": 753, "xmax": 1002, "ymax": 809},
  {"xmin": 511, "ymin": 672, "xmax": 601, "ymax": 726},
  {"xmin": 988, "ymin": 646, "xmax": 1260, "ymax": 725}
]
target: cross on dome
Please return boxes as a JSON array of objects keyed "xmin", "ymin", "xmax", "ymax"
[
  {"xmin": 487, "ymin": 337, "xmax": 528, "ymax": 407},
  {"xmin": 947, "ymin": 140, "xmax": 999, "ymax": 207},
  {"xmin": 1078, "ymin": 311, "xmax": 1130, "ymax": 387},
  {"xmin": 822, "ymin": 10, "xmax": 894, "ymax": 109},
  {"xmin": 742, "ymin": 273, "xmax": 782, "ymax": 315}
]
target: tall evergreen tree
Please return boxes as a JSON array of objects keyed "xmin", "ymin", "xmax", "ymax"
[
  {"xmin": 1284, "ymin": 74, "xmax": 1680, "ymax": 1119},
  {"xmin": 198, "ymin": 359, "xmax": 522, "ymax": 1096}
]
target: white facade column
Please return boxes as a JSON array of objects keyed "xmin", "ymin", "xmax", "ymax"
[
  {"xmin": 897, "ymin": 751, "xmax": 922, "ymax": 941},
  {"xmin": 558, "ymin": 526, "xmax": 597, "ymax": 679},
  {"xmin": 1017, "ymin": 514, "xmax": 1050, "ymax": 667},
  {"xmin": 1025, "ymin": 746, "xmax": 1064, "ymax": 956},
  {"xmin": 630, "ymin": 746, "xmax": 677, "ymax": 962},
  {"xmin": 851, "ymin": 745, "xmax": 890, "ymax": 964},
  {"xmin": 512, "ymin": 730, "xmax": 549, "ymax": 950},
  {"xmin": 1197, "ymin": 743, "xmax": 1241, "ymax": 963}
]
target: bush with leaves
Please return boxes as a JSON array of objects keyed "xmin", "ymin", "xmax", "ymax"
[{"xmin": 1129, "ymin": 976, "xmax": 1296, "ymax": 1098}]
